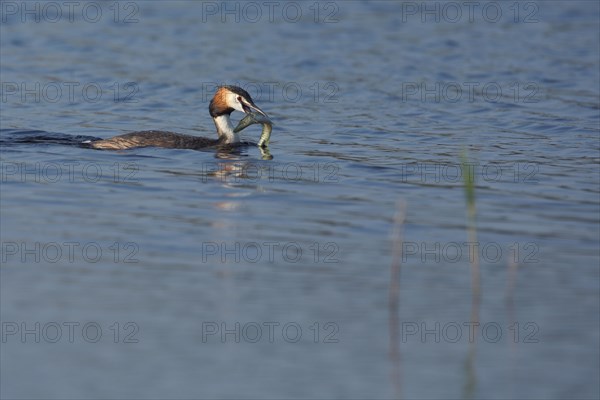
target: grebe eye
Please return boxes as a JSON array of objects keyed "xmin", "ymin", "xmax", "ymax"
[{"xmin": 237, "ymin": 96, "xmax": 242, "ymax": 103}]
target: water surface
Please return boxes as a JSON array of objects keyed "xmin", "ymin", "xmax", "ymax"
[{"xmin": 1, "ymin": 1, "xmax": 599, "ymax": 399}]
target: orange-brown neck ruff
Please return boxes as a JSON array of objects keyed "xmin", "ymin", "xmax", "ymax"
[{"xmin": 209, "ymin": 88, "xmax": 234, "ymax": 118}]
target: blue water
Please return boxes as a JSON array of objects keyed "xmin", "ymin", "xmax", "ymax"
[{"xmin": 1, "ymin": 1, "xmax": 599, "ymax": 399}]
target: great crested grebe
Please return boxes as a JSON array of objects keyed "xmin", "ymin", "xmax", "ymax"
[{"xmin": 89, "ymin": 85, "xmax": 271, "ymax": 150}]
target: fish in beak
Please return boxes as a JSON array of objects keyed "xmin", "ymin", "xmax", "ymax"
[{"xmin": 234, "ymin": 112, "xmax": 273, "ymax": 148}]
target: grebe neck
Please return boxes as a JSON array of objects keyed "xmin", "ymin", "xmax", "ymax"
[{"xmin": 213, "ymin": 115, "xmax": 240, "ymax": 143}]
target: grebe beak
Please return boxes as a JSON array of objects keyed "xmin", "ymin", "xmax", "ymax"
[{"xmin": 240, "ymin": 97, "xmax": 269, "ymax": 118}]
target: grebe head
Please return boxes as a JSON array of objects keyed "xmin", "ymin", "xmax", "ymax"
[{"xmin": 209, "ymin": 85, "xmax": 268, "ymax": 143}]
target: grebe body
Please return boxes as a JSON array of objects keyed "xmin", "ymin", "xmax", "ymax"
[{"xmin": 89, "ymin": 130, "xmax": 221, "ymax": 150}]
